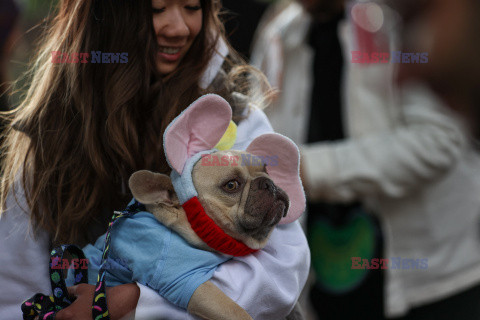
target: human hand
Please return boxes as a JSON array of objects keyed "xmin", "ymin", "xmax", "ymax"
[{"xmin": 55, "ymin": 283, "xmax": 139, "ymax": 320}]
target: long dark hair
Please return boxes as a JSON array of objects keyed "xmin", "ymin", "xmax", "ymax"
[{"xmin": 0, "ymin": 0, "xmax": 271, "ymax": 245}]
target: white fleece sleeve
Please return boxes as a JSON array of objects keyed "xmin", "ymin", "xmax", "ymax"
[
  {"xmin": 0, "ymin": 187, "xmax": 51, "ymax": 320},
  {"xmin": 233, "ymin": 106, "xmax": 274, "ymax": 150},
  {"xmin": 135, "ymin": 107, "xmax": 310, "ymax": 319},
  {"xmin": 302, "ymin": 82, "xmax": 468, "ymax": 203}
]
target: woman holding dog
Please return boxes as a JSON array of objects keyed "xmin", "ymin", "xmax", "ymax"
[{"xmin": 0, "ymin": 0, "xmax": 310, "ymax": 319}]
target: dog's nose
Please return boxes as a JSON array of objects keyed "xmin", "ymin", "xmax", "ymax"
[{"xmin": 258, "ymin": 177, "xmax": 275, "ymax": 191}]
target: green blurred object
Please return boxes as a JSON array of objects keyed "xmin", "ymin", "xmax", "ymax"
[
  {"xmin": 24, "ymin": 0, "xmax": 58, "ymax": 19},
  {"xmin": 309, "ymin": 208, "xmax": 377, "ymax": 294}
]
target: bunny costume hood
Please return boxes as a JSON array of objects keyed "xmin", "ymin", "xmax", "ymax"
[{"xmin": 163, "ymin": 94, "xmax": 305, "ymax": 256}]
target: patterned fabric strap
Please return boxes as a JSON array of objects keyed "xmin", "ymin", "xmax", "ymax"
[
  {"xmin": 21, "ymin": 244, "xmax": 88, "ymax": 320},
  {"xmin": 91, "ymin": 200, "xmax": 146, "ymax": 320}
]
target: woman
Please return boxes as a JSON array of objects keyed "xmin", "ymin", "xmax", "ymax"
[{"xmin": 0, "ymin": 0, "xmax": 310, "ymax": 319}]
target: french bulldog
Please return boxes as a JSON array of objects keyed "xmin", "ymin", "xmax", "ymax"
[
  {"xmin": 129, "ymin": 150, "xmax": 290, "ymax": 319},
  {"xmin": 127, "ymin": 94, "xmax": 305, "ymax": 320}
]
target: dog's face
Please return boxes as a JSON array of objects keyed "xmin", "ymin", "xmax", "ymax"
[
  {"xmin": 193, "ymin": 150, "xmax": 289, "ymax": 245},
  {"xmin": 128, "ymin": 149, "xmax": 289, "ymax": 251}
]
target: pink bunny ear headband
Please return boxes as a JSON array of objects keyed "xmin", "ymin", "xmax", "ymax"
[{"xmin": 163, "ymin": 94, "xmax": 306, "ymax": 256}]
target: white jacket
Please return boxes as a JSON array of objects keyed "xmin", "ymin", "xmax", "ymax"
[
  {"xmin": 0, "ymin": 107, "xmax": 310, "ymax": 320},
  {"xmin": 0, "ymin": 42, "xmax": 310, "ymax": 319},
  {"xmin": 252, "ymin": 2, "xmax": 480, "ymax": 318}
]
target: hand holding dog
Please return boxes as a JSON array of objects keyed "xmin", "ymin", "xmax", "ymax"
[{"xmin": 54, "ymin": 284, "xmax": 139, "ymax": 320}]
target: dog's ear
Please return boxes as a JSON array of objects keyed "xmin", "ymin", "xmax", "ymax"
[
  {"xmin": 128, "ymin": 170, "xmax": 179, "ymax": 206},
  {"xmin": 163, "ymin": 94, "xmax": 232, "ymax": 175}
]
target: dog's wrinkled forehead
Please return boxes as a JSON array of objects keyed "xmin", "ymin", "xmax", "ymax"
[
  {"xmin": 191, "ymin": 150, "xmax": 269, "ymax": 192},
  {"xmin": 163, "ymin": 94, "xmax": 306, "ymax": 224},
  {"xmin": 196, "ymin": 150, "xmax": 268, "ymax": 177}
]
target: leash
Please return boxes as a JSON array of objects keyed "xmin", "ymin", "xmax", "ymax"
[
  {"xmin": 92, "ymin": 200, "xmax": 145, "ymax": 320},
  {"xmin": 21, "ymin": 244, "xmax": 88, "ymax": 320},
  {"xmin": 21, "ymin": 200, "xmax": 145, "ymax": 320}
]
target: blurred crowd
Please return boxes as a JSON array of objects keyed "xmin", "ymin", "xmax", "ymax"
[{"xmin": 1, "ymin": 0, "xmax": 479, "ymax": 319}]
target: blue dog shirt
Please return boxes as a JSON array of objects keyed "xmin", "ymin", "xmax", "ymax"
[{"xmin": 83, "ymin": 208, "xmax": 229, "ymax": 309}]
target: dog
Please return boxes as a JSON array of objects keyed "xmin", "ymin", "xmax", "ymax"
[
  {"xmin": 129, "ymin": 150, "xmax": 290, "ymax": 319},
  {"xmin": 100, "ymin": 94, "xmax": 305, "ymax": 320}
]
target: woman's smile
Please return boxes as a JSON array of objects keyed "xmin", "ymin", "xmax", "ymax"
[
  {"xmin": 152, "ymin": 0, "xmax": 203, "ymax": 75},
  {"xmin": 157, "ymin": 46, "xmax": 183, "ymax": 62}
]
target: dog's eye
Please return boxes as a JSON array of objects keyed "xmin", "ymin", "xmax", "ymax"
[{"xmin": 223, "ymin": 180, "xmax": 240, "ymax": 193}]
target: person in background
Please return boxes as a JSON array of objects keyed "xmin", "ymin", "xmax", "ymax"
[
  {"xmin": 252, "ymin": 0, "xmax": 480, "ymax": 319},
  {"xmin": 0, "ymin": 0, "xmax": 309, "ymax": 318},
  {"xmin": 221, "ymin": 0, "xmax": 269, "ymax": 59},
  {"xmin": 390, "ymin": 0, "xmax": 480, "ymax": 139},
  {"xmin": 252, "ymin": 0, "xmax": 384, "ymax": 319}
]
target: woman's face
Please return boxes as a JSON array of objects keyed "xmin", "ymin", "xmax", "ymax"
[{"xmin": 152, "ymin": 0, "xmax": 203, "ymax": 75}]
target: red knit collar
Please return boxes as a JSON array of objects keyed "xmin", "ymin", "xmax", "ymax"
[{"xmin": 182, "ymin": 197, "xmax": 259, "ymax": 257}]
